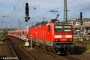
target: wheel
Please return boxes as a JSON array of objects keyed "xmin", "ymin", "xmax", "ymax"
[
  {"xmin": 39, "ymin": 44, "xmax": 42, "ymax": 48},
  {"xmin": 53, "ymin": 47, "xmax": 58, "ymax": 54},
  {"xmin": 53, "ymin": 49, "xmax": 57, "ymax": 54},
  {"xmin": 60, "ymin": 48, "xmax": 64, "ymax": 54},
  {"xmin": 47, "ymin": 47, "xmax": 53, "ymax": 52},
  {"xmin": 70, "ymin": 48, "xmax": 74, "ymax": 54}
]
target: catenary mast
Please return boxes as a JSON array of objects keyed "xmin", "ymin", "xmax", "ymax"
[{"xmin": 64, "ymin": 0, "xmax": 68, "ymax": 22}]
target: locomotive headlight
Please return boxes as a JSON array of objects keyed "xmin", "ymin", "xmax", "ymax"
[
  {"xmin": 66, "ymin": 35, "xmax": 72, "ymax": 38},
  {"xmin": 55, "ymin": 35, "xmax": 62, "ymax": 38}
]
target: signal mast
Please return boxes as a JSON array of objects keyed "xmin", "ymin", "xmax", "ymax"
[{"xmin": 25, "ymin": 3, "xmax": 30, "ymax": 47}]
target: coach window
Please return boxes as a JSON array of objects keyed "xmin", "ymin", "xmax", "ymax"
[
  {"xmin": 25, "ymin": 32, "xmax": 27, "ymax": 35},
  {"xmin": 48, "ymin": 25, "xmax": 50, "ymax": 32}
]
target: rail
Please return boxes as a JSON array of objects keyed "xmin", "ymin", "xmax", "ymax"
[{"xmin": 7, "ymin": 37, "xmax": 35, "ymax": 60}]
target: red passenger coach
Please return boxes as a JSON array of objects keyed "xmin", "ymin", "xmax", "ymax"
[
  {"xmin": 8, "ymin": 29, "xmax": 28, "ymax": 41},
  {"xmin": 27, "ymin": 21, "xmax": 74, "ymax": 54}
]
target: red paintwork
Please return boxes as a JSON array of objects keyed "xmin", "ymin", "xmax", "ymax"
[
  {"xmin": 8, "ymin": 22, "xmax": 73, "ymax": 43},
  {"xmin": 8, "ymin": 29, "xmax": 28, "ymax": 40},
  {"xmin": 27, "ymin": 22, "xmax": 73, "ymax": 42},
  {"xmin": 27, "ymin": 22, "xmax": 55, "ymax": 42}
]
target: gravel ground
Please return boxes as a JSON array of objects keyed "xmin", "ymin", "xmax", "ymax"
[
  {"xmin": 74, "ymin": 41, "xmax": 90, "ymax": 60},
  {"xmin": 6, "ymin": 35, "xmax": 67, "ymax": 60},
  {"xmin": 0, "ymin": 39, "xmax": 17, "ymax": 60},
  {"xmin": 1, "ymin": 35, "xmax": 90, "ymax": 60}
]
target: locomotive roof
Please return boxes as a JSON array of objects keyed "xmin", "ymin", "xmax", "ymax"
[
  {"xmin": 31, "ymin": 22, "xmax": 48, "ymax": 27},
  {"xmin": 31, "ymin": 21, "xmax": 71, "ymax": 28}
]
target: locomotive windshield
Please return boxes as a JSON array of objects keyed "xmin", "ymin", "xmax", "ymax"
[
  {"xmin": 54, "ymin": 25, "xmax": 72, "ymax": 32},
  {"xmin": 64, "ymin": 26, "xmax": 71, "ymax": 32},
  {"xmin": 54, "ymin": 26, "xmax": 63, "ymax": 32}
]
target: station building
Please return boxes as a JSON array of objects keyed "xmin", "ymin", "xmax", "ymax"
[{"xmin": 68, "ymin": 18, "xmax": 90, "ymax": 34}]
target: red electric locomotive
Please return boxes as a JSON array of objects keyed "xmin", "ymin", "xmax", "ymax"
[
  {"xmin": 8, "ymin": 10, "xmax": 74, "ymax": 54},
  {"xmin": 8, "ymin": 20, "xmax": 74, "ymax": 54},
  {"xmin": 27, "ymin": 20, "xmax": 74, "ymax": 54}
]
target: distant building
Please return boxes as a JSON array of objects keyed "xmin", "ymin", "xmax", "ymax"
[
  {"xmin": 68, "ymin": 18, "xmax": 90, "ymax": 34},
  {"xmin": 68, "ymin": 18, "xmax": 90, "ymax": 25},
  {"xmin": 0, "ymin": 29, "xmax": 4, "ymax": 34}
]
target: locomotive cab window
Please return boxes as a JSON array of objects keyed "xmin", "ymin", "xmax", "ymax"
[
  {"xmin": 48, "ymin": 25, "xmax": 50, "ymax": 32},
  {"xmin": 64, "ymin": 26, "xmax": 71, "ymax": 31},
  {"xmin": 54, "ymin": 26, "xmax": 63, "ymax": 32}
]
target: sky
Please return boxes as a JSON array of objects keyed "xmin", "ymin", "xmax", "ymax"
[{"xmin": 0, "ymin": 0, "xmax": 90, "ymax": 29}]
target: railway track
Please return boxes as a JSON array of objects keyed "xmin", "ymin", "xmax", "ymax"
[
  {"xmin": 6, "ymin": 38, "xmax": 19, "ymax": 60},
  {"xmin": 5, "ymin": 35, "xmax": 90, "ymax": 60},
  {"xmin": 5, "ymin": 35, "xmax": 69, "ymax": 60},
  {"xmin": 34, "ymin": 46, "xmax": 68, "ymax": 60},
  {"xmin": 64, "ymin": 54, "xmax": 85, "ymax": 60},
  {"xmin": 35, "ymin": 46, "xmax": 86, "ymax": 60},
  {"xmin": 7, "ymin": 37, "xmax": 35, "ymax": 60}
]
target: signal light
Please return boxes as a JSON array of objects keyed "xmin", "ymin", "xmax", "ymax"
[
  {"xmin": 25, "ymin": 3, "xmax": 29, "ymax": 17},
  {"xmin": 25, "ymin": 19, "xmax": 28, "ymax": 22},
  {"xmin": 80, "ymin": 12, "xmax": 83, "ymax": 25},
  {"xmin": 25, "ymin": 17, "xmax": 30, "ymax": 22}
]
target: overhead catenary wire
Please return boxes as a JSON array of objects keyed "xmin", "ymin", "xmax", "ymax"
[
  {"xmin": 9, "ymin": 0, "xmax": 78, "ymax": 22},
  {"xmin": 9, "ymin": 0, "xmax": 24, "ymax": 26},
  {"xmin": 0, "ymin": 0, "xmax": 22, "ymax": 19},
  {"xmin": 44, "ymin": 0, "xmax": 77, "ymax": 14},
  {"xmin": 7, "ymin": 0, "xmax": 28, "ymax": 29},
  {"xmin": 33, "ymin": 0, "xmax": 78, "ymax": 20},
  {"xmin": 33, "ymin": 0, "xmax": 52, "ymax": 8},
  {"xmin": 0, "ymin": 0, "xmax": 79, "ymax": 27},
  {"xmin": 30, "ymin": 0, "xmax": 52, "ymax": 20},
  {"xmin": 13, "ymin": 0, "xmax": 28, "ymax": 18},
  {"xmin": 11, "ymin": 0, "xmax": 21, "ymax": 17},
  {"xmin": 54, "ymin": 0, "xmax": 77, "ymax": 10}
]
